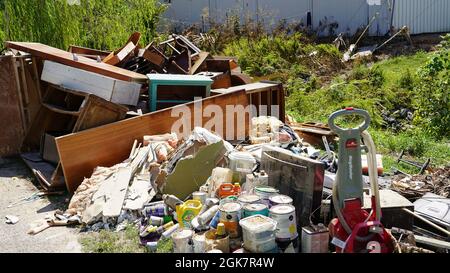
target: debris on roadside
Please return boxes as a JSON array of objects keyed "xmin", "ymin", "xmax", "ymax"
[{"xmin": 5, "ymin": 215, "xmax": 20, "ymax": 224}]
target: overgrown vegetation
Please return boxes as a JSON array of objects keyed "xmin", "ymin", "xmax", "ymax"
[
  {"xmin": 0, "ymin": 0, "xmax": 167, "ymax": 50},
  {"xmin": 80, "ymin": 224, "xmax": 148, "ymax": 253}
]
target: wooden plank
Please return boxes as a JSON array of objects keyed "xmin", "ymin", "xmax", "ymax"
[
  {"xmin": 41, "ymin": 61, "xmax": 141, "ymax": 106},
  {"xmin": 0, "ymin": 56, "xmax": 25, "ymax": 156},
  {"xmin": 5, "ymin": 42, "xmax": 147, "ymax": 83},
  {"xmin": 56, "ymin": 90, "xmax": 250, "ymax": 193},
  {"xmin": 102, "ymin": 166, "xmax": 133, "ymax": 217},
  {"xmin": 103, "ymin": 42, "xmax": 136, "ymax": 66}
]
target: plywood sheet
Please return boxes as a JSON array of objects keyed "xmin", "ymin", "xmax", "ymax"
[
  {"xmin": 5, "ymin": 42, "xmax": 147, "ymax": 83},
  {"xmin": 56, "ymin": 90, "xmax": 249, "ymax": 192},
  {"xmin": 0, "ymin": 55, "xmax": 25, "ymax": 156}
]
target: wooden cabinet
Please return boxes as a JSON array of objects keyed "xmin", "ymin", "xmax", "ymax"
[{"xmin": 21, "ymin": 84, "xmax": 128, "ymax": 192}]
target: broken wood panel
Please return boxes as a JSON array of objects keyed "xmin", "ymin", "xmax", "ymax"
[
  {"xmin": 0, "ymin": 56, "xmax": 25, "ymax": 156},
  {"xmin": 5, "ymin": 42, "xmax": 148, "ymax": 83},
  {"xmin": 41, "ymin": 61, "xmax": 142, "ymax": 106},
  {"xmin": 102, "ymin": 166, "xmax": 133, "ymax": 217},
  {"xmin": 56, "ymin": 90, "xmax": 250, "ymax": 193}
]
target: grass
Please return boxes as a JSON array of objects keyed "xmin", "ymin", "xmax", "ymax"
[
  {"xmin": 284, "ymin": 49, "xmax": 449, "ymax": 171},
  {"xmin": 79, "ymin": 224, "xmax": 148, "ymax": 253}
]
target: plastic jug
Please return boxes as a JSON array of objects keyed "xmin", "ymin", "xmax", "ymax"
[
  {"xmin": 218, "ymin": 183, "xmax": 241, "ymax": 199},
  {"xmin": 176, "ymin": 200, "xmax": 202, "ymax": 228}
]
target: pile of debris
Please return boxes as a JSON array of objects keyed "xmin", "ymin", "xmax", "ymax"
[{"xmin": 391, "ymin": 166, "xmax": 450, "ymax": 199}]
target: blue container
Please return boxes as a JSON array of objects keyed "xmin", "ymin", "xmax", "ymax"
[{"xmin": 209, "ymin": 210, "xmax": 221, "ymax": 229}]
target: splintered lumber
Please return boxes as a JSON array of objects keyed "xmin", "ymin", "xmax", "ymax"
[
  {"xmin": 5, "ymin": 42, "xmax": 147, "ymax": 83},
  {"xmin": 56, "ymin": 90, "xmax": 249, "ymax": 193}
]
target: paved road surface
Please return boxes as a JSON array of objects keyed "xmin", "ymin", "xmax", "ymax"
[{"xmin": 0, "ymin": 157, "xmax": 82, "ymax": 253}]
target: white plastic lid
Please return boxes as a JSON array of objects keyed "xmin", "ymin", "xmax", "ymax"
[
  {"xmin": 238, "ymin": 194, "xmax": 260, "ymax": 203},
  {"xmin": 219, "ymin": 201, "xmax": 242, "ymax": 212},
  {"xmin": 239, "ymin": 215, "xmax": 276, "ymax": 232},
  {"xmin": 255, "ymin": 186, "xmax": 279, "ymax": 194},
  {"xmin": 269, "ymin": 194, "xmax": 293, "ymax": 204},
  {"xmin": 244, "ymin": 203, "xmax": 268, "ymax": 212},
  {"xmin": 269, "ymin": 204, "xmax": 295, "ymax": 215}
]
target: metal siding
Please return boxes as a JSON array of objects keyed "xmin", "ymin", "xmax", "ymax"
[
  {"xmin": 393, "ymin": 0, "xmax": 450, "ymax": 34},
  {"xmin": 312, "ymin": 0, "xmax": 369, "ymax": 36}
]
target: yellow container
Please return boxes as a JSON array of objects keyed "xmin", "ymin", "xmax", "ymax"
[{"xmin": 176, "ymin": 200, "xmax": 202, "ymax": 228}]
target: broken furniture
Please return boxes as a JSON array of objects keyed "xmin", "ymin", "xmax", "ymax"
[
  {"xmin": 21, "ymin": 84, "xmax": 128, "ymax": 192},
  {"xmin": 260, "ymin": 145, "xmax": 324, "ymax": 227},
  {"xmin": 55, "ymin": 90, "xmax": 249, "ymax": 194},
  {"xmin": 212, "ymin": 81, "xmax": 286, "ymax": 122},
  {"xmin": 288, "ymin": 122, "xmax": 336, "ymax": 149},
  {"xmin": 4, "ymin": 42, "xmax": 148, "ymax": 83},
  {"xmin": 397, "ymin": 150, "xmax": 430, "ymax": 175},
  {"xmin": 41, "ymin": 60, "xmax": 142, "ymax": 106},
  {"xmin": 147, "ymin": 74, "xmax": 213, "ymax": 111}
]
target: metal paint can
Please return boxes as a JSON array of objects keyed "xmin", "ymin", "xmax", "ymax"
[
  {"xmin": 148, "ymin": 216, "xmax": 164, "ymax": 226},
  {"xmin": 143, "ymin": 202, "xmax": 166, "ymax": 217},
  {"xmin": 193, "ymin": 191, "xmax": 207, "ymax": 205},
  {"xmin": 269, "ymin": 194, "xmax": 293, "ymax": 207},
  {"xmin": 172, "ymin": 228, "xmax": 194, "ymax": 253},
  {"xmin": 146, "ymin": 241, "xmax": 158, "ymax": 252},
  {"xmin": 243, "ymin": 203, "xmax": 269, "ymax": 218},
  {"xmin": 269, "ymin": 204, "xmax": 298, "ymax": 240},
  {"xmin": 254, "ymin": 186, "xmax": 279, "ymax": 207},
  {"xmin": 238, "ymin": 194, "xmax": 261, "ymax": 205},
  {"xmin": 193, "ymin": 232, "xmax": 207, "ymax": 253},
  {"xmin": 219, "ymin": 201, "xmax": 242, "ymax": 238}
]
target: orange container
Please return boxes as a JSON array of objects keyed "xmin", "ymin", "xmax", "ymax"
[{"xmin": 219, "ymin": 183, "xmax": 241, "ymax": 199}]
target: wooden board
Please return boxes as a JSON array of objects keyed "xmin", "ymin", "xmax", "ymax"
[
  {"xmin": 41, "ymin": 61, "xmax": 141, "ymax": 106},
  {"xmin": 5, "ymin": 42, "xmax": 148, "ymax": 83},
  {"xmin": 56, "ymin": 90, "xmax": 249, "ymax": 192},
  {"xmin": 0, "ymin": 55, "xmax": 25, "ymax": 156}
]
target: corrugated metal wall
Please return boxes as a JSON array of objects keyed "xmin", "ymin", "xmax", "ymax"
[
  {"xmin": 392, "ymin": 0, "xmax": 450, "ymax": 34},
  {"xmin": 161, "ymin": 0, "xmax": 450, "ymax": 35}
]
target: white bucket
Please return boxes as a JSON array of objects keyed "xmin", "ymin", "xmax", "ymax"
[
  {"xmin": 239, "ymin": 214, "xmax": 277, "ymax": 253},
  {"xmin": 193, "ymin": 233, "xmax": 206, "ymax": 253},
  {"xmin": 172, "ymin": 228, "xmax": 194, "ymax": 253},
  {"xmin": 269, "ymin": 204, "xmax": 298, "ymax": 240}
]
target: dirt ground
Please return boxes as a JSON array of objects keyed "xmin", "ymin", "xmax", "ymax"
[{"xmin": 0, "ymin": 157, "xmax": 82, "ymax": 253}]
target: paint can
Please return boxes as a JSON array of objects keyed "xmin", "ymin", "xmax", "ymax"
[
  {"xmin": 146, "ymin": 241, "xmax": 158, "ymax": 252},
  {"xmin": 148, "ymin": 216, "xmax": 164, "ymax": 226},
  {"xmin": 243, "ymin": 203, "xmax": 269, "ymax": 218},
  {"xmin": 269, "ymin": 204, "xmax": 298, "ymax": 240},
  {"xmin": 276, "ymin": 235, "xmax": 299, "ymax": 253},
  {"xmin": 238, "ymin": 194, "xmax": 261, "ymax": 205},
  {"xmin": 254, "ymin": 186, "xmax": 279, "ymax": 207},
  {"xmin": 219, "ymin": 201, "xmax": 242, "ymax": 238},
  {"xmin": 193, "ymin": 191, "xmax": 207, "ymax": 205},
  {"xmin": 143, "ymin": 202, "xmax": 166, "ymax": 217},
  {"xmin": 205, "ymin": 197, "xmax": 220, "ymax": 207},
  {"xmin": 193, "ymin": 232, "xmax": 207, "ymax": 253},
  {"xmin": 172, "ymin": 228, "xmax": 194, "ymax": 253},
  {"xmin": 269, "ymin": 194, "xmax": 293, "ymax": 207},
  {"xmin": 239, "ymin": 215, "xmax": 277, "ymax": 253}
]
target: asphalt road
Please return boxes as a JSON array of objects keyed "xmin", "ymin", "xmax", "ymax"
[{"xmin": 0, "ymin": 157, "xmax": 82, "ymax": 253}]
